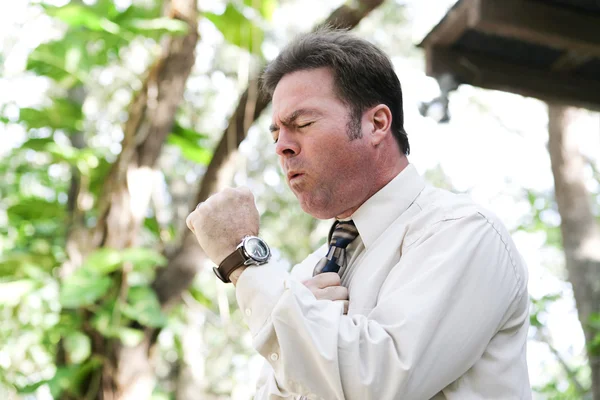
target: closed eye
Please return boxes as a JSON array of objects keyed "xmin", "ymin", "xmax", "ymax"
[{"xmin": 298, "ymin": 122, "xmax": 314, "ymax": 129}]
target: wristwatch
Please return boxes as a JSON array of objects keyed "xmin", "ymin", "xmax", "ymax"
[{"xmin": 213, "ymin": 235, "xmax": 271, "ymax": 283}]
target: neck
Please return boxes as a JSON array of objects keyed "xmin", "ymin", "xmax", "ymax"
[{"xmin": 336, "ymin": 154, "xmax": 409, "ymax": 219}]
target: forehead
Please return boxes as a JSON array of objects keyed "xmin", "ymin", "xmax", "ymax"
[{"xmin": 271, "ymin": 68, "xmax": 341, "ymax": 118}]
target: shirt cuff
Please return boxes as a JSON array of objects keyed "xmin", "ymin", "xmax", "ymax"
[{"xmin": 235, "ymin": 261, "xmax": 291, "ymax": 336}]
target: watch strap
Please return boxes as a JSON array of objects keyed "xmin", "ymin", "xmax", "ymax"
[{"xmin": 214, "ymin": 247, "xmax": 246, "ymax": 283}]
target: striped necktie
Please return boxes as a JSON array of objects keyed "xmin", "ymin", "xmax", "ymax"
[{"xmin": 313, "ymin": 220, "xmax": 360, "ymax": 276}]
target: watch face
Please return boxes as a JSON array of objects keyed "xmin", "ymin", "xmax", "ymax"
[{"xmin": 244, "ymin": 237, "xmax": 270, "ymax": 263}]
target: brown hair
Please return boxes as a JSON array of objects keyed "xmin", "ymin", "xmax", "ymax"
[{"xmin": 261, "ymin": 28, "xmax": 409, "ymax": 155}]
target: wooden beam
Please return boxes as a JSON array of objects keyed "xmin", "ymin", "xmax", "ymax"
[
  {"xmin": 418, "ymin": 0, "xmax": 478, "ymax": 47},
  {"xmin": 551, "ymin": 51, "xmax": 595, "ymax": 72},
  {"xmin": 425, "ymin": 46, "xmax": 600, "ymax": 111},
  {"xmin": 472, "ymin": 0, "xmax": 600, "ymax": 58}
]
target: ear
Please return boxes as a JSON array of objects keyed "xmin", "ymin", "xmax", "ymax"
[{"xmin": 367, "ymin": 104, "xmax": 392, "ymax": 146}]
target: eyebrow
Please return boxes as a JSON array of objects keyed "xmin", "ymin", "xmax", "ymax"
[{"xmin": 269, "ymin": 108, "xmax": 322, "ymax": 133}]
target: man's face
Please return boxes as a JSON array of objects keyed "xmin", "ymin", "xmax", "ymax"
[{"xmin": 270, "ymin": 68, "xmax": 374, "ymax": 219}]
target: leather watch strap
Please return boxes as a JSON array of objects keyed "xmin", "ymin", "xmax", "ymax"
[{"xmin": 214, "ymin": 247, "xmax": 246, "ymax": 283}]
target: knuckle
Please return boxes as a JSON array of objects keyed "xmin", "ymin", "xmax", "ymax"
[
  {"xmin": 316, "ymin": 288, "xmax": 328, "ymax": 300},
  {"xmin": 194, "ymin": 206, "xmax": 207, "ymax": 218},
  {"xmin": 238, "ymin": 187, "xmax": 254, "ymax": 200},
  {"xmin": 324, "ymin": 286, "xmax": 342, "ymax": 300},
  {"xmin": 333, "ymin": 286, "xmax": 346, "ymax": 299},
  {"xmin": 327, "ymin": 273, "xmax": 341, "ymax": 286},
  {"xmin": 223, "ymin": 187, "xmax": 236, "ymax": 197}
]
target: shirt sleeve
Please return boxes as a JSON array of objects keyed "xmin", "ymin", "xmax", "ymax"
[{"xmin": 236, "ymin": 212, "xmax": 527, "ymax": 400}]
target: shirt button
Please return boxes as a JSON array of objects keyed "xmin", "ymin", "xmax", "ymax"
[
  {"xmin": 270, "ymin": 353, "xmax": 279, "ymax": 361},
  {"xmin": 245, "ymin": 308, "xmax": 252, "ymax": 317}
]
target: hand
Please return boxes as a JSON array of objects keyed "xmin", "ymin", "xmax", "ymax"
[
  {"xmin": 302, "ymin": 273, "xmax": 349, "ymax": 314},
  {"xmin": 186, "ymin": 187, "xmax": 259, "ymax": 265}
]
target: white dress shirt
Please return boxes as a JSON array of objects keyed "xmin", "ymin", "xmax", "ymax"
[{"xmin": 236, "ymin": 164, "xmax": 531, "ymax": 400}]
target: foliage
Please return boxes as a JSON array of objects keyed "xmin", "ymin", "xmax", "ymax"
[{"xmin": 0, "ymin": 0, "xmax": 275, "ymax": 397}]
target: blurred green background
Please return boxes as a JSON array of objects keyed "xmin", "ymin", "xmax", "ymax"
[{"xmin": 0, "ymin": 0, "xmax": 599, "ymax": 399}]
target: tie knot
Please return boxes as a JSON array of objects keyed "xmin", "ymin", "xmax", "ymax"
[{"xmin": 329, "ymin": 220, "xmax": 359, "ymax": 249}]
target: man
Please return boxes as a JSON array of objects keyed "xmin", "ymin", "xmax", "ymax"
[{"xmin": 186, "ymin": 29, "xmax": 531, "ymax": 399}]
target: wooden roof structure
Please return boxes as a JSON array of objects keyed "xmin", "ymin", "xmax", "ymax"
[{"xmin": 418, "ymin": 0, "xmax": 600, "ymax": 110}]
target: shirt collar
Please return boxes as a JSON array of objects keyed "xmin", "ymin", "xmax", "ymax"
[{"xmin": 349, "ymin": 164, "xmax": 426, "ymax": 249}]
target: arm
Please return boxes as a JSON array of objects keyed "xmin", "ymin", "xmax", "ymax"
[{"xmin": 237, "ymin": 212, "xmax": 527, "ymax": 399}]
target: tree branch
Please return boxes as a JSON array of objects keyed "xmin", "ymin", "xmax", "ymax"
[{"xmin": 534, "ymin": 326, "xmax": 587, "ymax": 395}]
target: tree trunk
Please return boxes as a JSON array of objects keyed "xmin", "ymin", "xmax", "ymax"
[
  {"xmin": 547, "ymin": 104, "xmax": 600, "ymax": 398},
  {"xmin": 68, "ymin": 0, "xmax": 200, "ymax": 398},
  {"xmin": 93, "ymin": 0, "xmax": 198, "ymax": 251}
]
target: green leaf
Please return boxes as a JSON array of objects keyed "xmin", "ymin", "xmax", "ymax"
[
  {"xmin": 8, "ymin": 198, "xmax": 65, "ymax": 222},
  {"xmin": 245, "ymin": 0, "xmax": 277, "ymax": 20},
  {"xmin": 167, "ymin": 134, "xmax": 212, "ymax": 165},
  {"xmin": 589, "ymin": 313, "xmax": 600, "ymax": 330},
  {"xmin": 0, "ymin": 280, "xmax": 37, "ymax": 306},
  {"xmin": 0, "ymin": 252, "xmax": 54, "ymax": 277},
  {"xmin": 118, "ymin": 327, "xmax": 145, "ymax": 346},
  {"xmin": 47, "ymin": 365, "xmax": 79, "ymax": 398},
  {"xmin": 82, "ymin": 248, "xmax": 123, "ymax": 275},
  {"xmin": 18, "ymin": 98, "xmax": 83, "ymax": 131},
  {"xmin": 529, "ymin": 313, "xmax": 542, "ymax": 329},
  {"xmin": 188, "ymin": 286, "xmax": 214, "ymax": 309},
  {"xmin": 46, "ymin": 357, "xmax": 102, "ymax": 398},
  {"xmin": 54, "ymin": 311, "xmax": 84, "ymax": 336},
  {"xmin": 20, "ymin": 137, "xmax": 56, "ymax": 151},
  {"xmin": 27, "ymin": 33, "xmax": 125, "ymax": 81},
  {"xmin": 171, "ymin": 122, "xmax": 209, "ymax": 142},
  {"xmin": 168, "ymin": 122, "xmax": 211, "ymax": 164},
  {"xmin": 123, "ymin": 286, "xmax": 167, "ymax": 327},
  {"xmin": 60, "ymin": 270, "xmax": 112, "ymax": 308},
  {"xmin": 45, "ymin": 4, "xmax": 120, "ymax": 33},
  {"xmin": 112, "ymin": 3, "xmax": 162, "ymax": 24},
  {"xmin": 205, "ymin": 4, "xmax": 264, "ymax": 51},
  {"xmin": 17, "ymin": 380, "xmax": 47, "ymax": 394},
  {"xmin": 121, "ymin": 247, "xmax": 167, "ymax": 271},
  {"xmin": 91, "ymin": 302, "xmax": 115, "ymax": 336},
  {"xmin": 144, "ymin": 217, "xmax": 161, "ymax": 237},
  {"xmin": 89, "ymin": 156, "xmax": 112, "ymax": 197},
  {"xmin": 122, "ymin": 18, "xmax": 189, "ymax": 35},
  {"xmin": 589, "ymin": 332, "xmax": 600, "ymax": 356},
  {"xmin": 27, "ymin": 41, "xmax": 76, "ymax": 82},
  {"xmin": 64, "ymin": 331, "xmax": 92, "ymax": 364}
]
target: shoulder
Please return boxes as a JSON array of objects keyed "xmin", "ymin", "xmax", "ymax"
[
  {"xmin": 410, "ymin": 185, "xmax": 506, "ymax": 235},
  {"xmin": 406, "ymin": 186, "xmax": 528, "ymax": 293}
]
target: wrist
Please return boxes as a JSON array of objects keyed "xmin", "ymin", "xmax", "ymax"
[
  {"xmin": 213, "ymin": 236, "xmax": 270, "ymax": 284},
  {"xmin": 230, "ymin": 266, "xmax": 248, "ymax": 286}
]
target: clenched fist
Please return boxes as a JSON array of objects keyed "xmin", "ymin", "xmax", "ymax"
[
  {"xmin": 186, "ymin": 187, "xmax": 260, "ymax": 265},
  {"xmin": 302, "ymin": 272, "xmax": 349, "ymax": 314}
]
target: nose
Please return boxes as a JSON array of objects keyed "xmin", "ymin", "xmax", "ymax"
[{"xmin": 275, "ymin": 128, "xmax": 300, "ymax": 158}]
